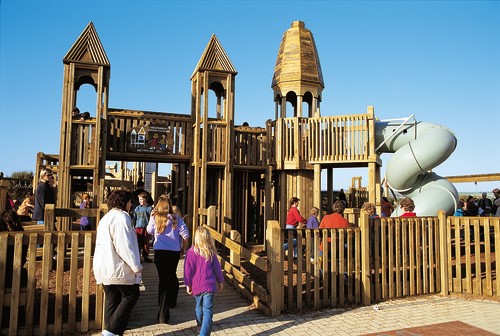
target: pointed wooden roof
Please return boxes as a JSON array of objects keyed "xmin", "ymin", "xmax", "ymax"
[
  {"xmin": 63, "ymin": 22, "xmax": 110, "ymax": 66},
  {"xmin": 272, "ymin": 21, "xmax": 324, "ymax": 90},
  {"xmin": 191, "ymin": 34, "xmax": 237, "ymax": 78}
]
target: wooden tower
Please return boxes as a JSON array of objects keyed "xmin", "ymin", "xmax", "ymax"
[
  {"xmin": 271, "ymin": 21, "xmax": 325, "ymax": 222},
  {"xmin": 58, "ymin": 22, "xmax": 110, "ymax": 213},
  {"xmin": 190, "ymin": 35, "xmax": 237, "ymax": 233}
]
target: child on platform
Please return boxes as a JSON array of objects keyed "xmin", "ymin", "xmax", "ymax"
[{"xmin": 184, "ymin": 227, "xmax": 224, "ymax": 336}]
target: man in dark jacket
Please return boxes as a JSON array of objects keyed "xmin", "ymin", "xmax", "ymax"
[{"xmin": 32, "ymin": 168, "xmax": 56, "ymax": 225}]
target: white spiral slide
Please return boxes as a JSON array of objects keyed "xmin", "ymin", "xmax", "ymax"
[{"xmin": 375, "ymin": 115, "xmax": 459, "ymax": 216}]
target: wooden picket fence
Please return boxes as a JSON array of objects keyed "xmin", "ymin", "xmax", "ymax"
[
  {"xmin": 276, "ymin": 212, "xmax": 499, "ymax": 313},
  {"xmin": 0, "ymin": 206, "xmax": 105, "ymax": 335},
  {"xmin": 1, "ymin": 205, "xmax": 498, "ymax": 333}
]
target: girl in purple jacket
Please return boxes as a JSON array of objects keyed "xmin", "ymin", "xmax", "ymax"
[{"xmin": 184, "ymin": 227, "xmax": 224, "ymax": 336}]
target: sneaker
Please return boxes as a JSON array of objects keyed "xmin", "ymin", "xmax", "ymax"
[{"xmin": 143, "ymin": 257, "xmax": 153, "ymax": 263}]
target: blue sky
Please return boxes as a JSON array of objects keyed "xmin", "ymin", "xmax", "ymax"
[{"xmin": 1, "ymin": 0, "xmax": 499, "ymax": 193}]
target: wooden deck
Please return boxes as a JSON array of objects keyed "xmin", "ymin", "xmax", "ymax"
[{"xmin": 121, "ymin": 254, "xmax": 263, "ymax": 335}]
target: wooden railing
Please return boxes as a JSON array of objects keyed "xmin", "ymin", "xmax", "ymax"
[
  {"xmin": 107, "ymin": 109, "xmax": 192, "ymax": 160},
  {"xmin": 71, "ymin": 120, "xmax": 97, "ymax": 166},
  {"xmin": 233, "ymin": 126, "xmax": 268, "ymax": 169},
  {"xmin": 271, "ymin": 112, "xmax": 376, "ymax": 169},
  {"xmin": 198, "ymin": 207, "xmax": 273, "ymax": 315},
  {"xmin": 205, "ymin": 121, "xmax": 227, "ymax": 164}
]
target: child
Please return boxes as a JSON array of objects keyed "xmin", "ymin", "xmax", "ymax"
[
  {"xmin": 134, "ymin": 192, "xmax": 153, "ymax": 263},
  {"xmin": 306, "ymin": 207, "xmax": 319, "ymax": 229},
  {"xmin": 362, "ymin": 202, "xmax": 380, "ymax": 218},
  {"xmin": 184, "ymin": 227, "xmax": 224, "ymax": 336},
  {"xmin": 399, "ymin": 197, "xmax": 416, "ymax": 217},
  {"xmin": 80, "ymin": 193, "xmax": 92, "ymax": 230},
  {"xmin": 72, "ymin": 107, "xmax": 90, "ymax": 121}
]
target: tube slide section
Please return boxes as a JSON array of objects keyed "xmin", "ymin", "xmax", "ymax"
[{"xmin": 375, "ymin": 117, "xmax": 459, "ymax": 216}]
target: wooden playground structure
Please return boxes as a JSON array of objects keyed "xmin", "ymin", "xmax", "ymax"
[
  {"xmin": 35, "ymin": 20, "xmax": 382, "ymax": 244},
  {"xmin": 1, "ymin": 20, "xmax": 498, "ymax": 335}
]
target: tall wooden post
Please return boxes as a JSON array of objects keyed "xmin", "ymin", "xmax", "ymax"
[
  {"xmin": 190, "ymin": 35, "xmax": 237, "ymax": 235},
  {"xmin": 58, "ymin": 22, "xmax": 110, "ymax": 222}
]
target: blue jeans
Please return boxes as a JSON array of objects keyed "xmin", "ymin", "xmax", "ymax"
[
  {"xmin": 283, "ymin": 225, "xmax": 298, "ymax": 258},
  {"xmin": 195, "ymin": 292, "xmax": 214, "ymax": 336}
]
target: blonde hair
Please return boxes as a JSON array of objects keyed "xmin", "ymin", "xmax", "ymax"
[
  {"xmin": 194, "ymin": 226, "xmax": 217, "ymax": 262},
  {"xmin": 153, "ymin": 196, "xmax": 177, "ymax": 234},
  {"xmin": 39, "ymin": 168, "xmax": 53, "ymax": 179},
  {"xmin": 172, "ymin": 205, "xmax": 182, "ymax": 217},
  {"xmin": 362, "ymin": 202, "xmax": 376, "ymax": 216},
  {"xmin": 309, "ymin": 207, "xmax": 319, "ymax": 216}
]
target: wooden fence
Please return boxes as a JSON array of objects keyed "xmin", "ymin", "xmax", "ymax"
[
  {"xmin": 275, "ymin": 212, "xmax": 499, "ymax": 314},
  {"xmin": 0, "ymin": 206, "xmax": 105, "ymax": 335},
  {"xmin": 1, "ymin": 204, "xmax": 498, "ymax": 333}
]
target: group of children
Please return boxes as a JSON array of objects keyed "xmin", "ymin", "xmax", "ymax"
[{"xmin": 128, "ymin": 189, "xmax": 224, "ymax": 336}]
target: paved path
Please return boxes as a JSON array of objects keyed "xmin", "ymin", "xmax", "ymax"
[{"xmin": 92, "ymin": 257, "xmax": 500, "ymax": 336}]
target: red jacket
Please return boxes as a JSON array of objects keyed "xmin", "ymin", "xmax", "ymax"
[{"xmin": 286, "ymin": 206, "xmax": 306, "ymax": 226}]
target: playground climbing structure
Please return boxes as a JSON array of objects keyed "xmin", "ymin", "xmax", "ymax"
[{"xmin": 38, "ymin": 21, "xmax": 458, "ymax": 242}]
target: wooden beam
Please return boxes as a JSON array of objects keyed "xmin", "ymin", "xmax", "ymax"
[{"xmin": 444, "ymin": 173, "xmax": 500, "ymax": 184}]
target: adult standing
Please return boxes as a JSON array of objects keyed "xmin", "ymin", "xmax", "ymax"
[
  {"xmin": 477, "ymin": 192, "xmax": 493, "ymax": 216},
  {"xmin": 318, "ymin": 200, "xmax": 350, "ymax": 263},
  {"xmin": 32, "ymin": 168, "xmax": 56, "ymax": 225},
  {"xmin": 319, "ymin": 200, "xmax": 350, "ymax": 229},
  {"xmin": 284, "ymin": 197, "xmax": 307, "ymax": 258},
  {"xmin": 147, "ymin": 196, "xmax": 189, "ymax": 324},
  {"xmin": 93, "ymin": 190, "xmax": 142, "ymax": 336},
  {"xmin": 492, "ymin": 188, "xmax": 500, "ymax": 217}
]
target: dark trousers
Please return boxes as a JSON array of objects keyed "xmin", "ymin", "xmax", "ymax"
[
  {"xmin": 135, "ymin": 228, "xmax": 150, "ymax": 258},
  {"xmin": 103, "ymin": 284, "xmax": 140, "ymax": 335},
  {"xmin": 154, "ymin": 249, "xmax": 181, "ymax": 323}
]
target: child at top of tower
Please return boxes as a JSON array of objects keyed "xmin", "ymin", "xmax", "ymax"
[{"xmin": 72, "ymin": 107, "xmax": 91, "ymax": 121}]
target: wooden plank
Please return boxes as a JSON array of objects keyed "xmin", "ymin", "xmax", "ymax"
[
  {"xmin": 374, "ymin": 219, "xmax": 381, "ymax": 301},
  {"xmin": 8, "ymin": 234, "xmax": 24, "ymax": 335},
  {"xmin": 415, "ymin": 219, "xmax": 421, "ymax": 295},
  {"xmin": 25, "ymin": 234, "xmax": 38, "ymax": 334},
  {"xmin": 382, "ymin": 220, "xmax": 388, "ymax": 299},
  {"xmin": 0, "ymin": 236, "xmax": 6, "ymax": 330},
  {"xmin": 39, "ymin": 233, "xmax": 52, "ymax": 335},
  {"xmin": 388, "ymin": 219, "xmax": 394, "ymax": 298},
  {"xmin": 395, "ymin": 219, "xmax": 401, "ymax": 297},
  {"xmin": 474, "ymin": 219, "xmax": 482, "ymax": 295},
  {"xmin": 68, "ymin": 233, "xmax": 79, "ymax": 331},
  {"xmin": 464, "ymin": 219, "xmax": 473, "ymax": 293},
  {"xmin": 484, "ymin": 220, "xmax": 492, "ymax": 296},
  {"xmin": 54, "ymin": 233, "xmax": 66, "ymax": 334},
  {"xmin": 455, "ymin": 220, "xmax": 462, "ymax": 293},
  {"xmin": 296, "ymin": 232, "xmax": 303, "ymax": 309},
  {"xmin": 403, "ymin": 218, "xmax": 417, "ymax": 295}
]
